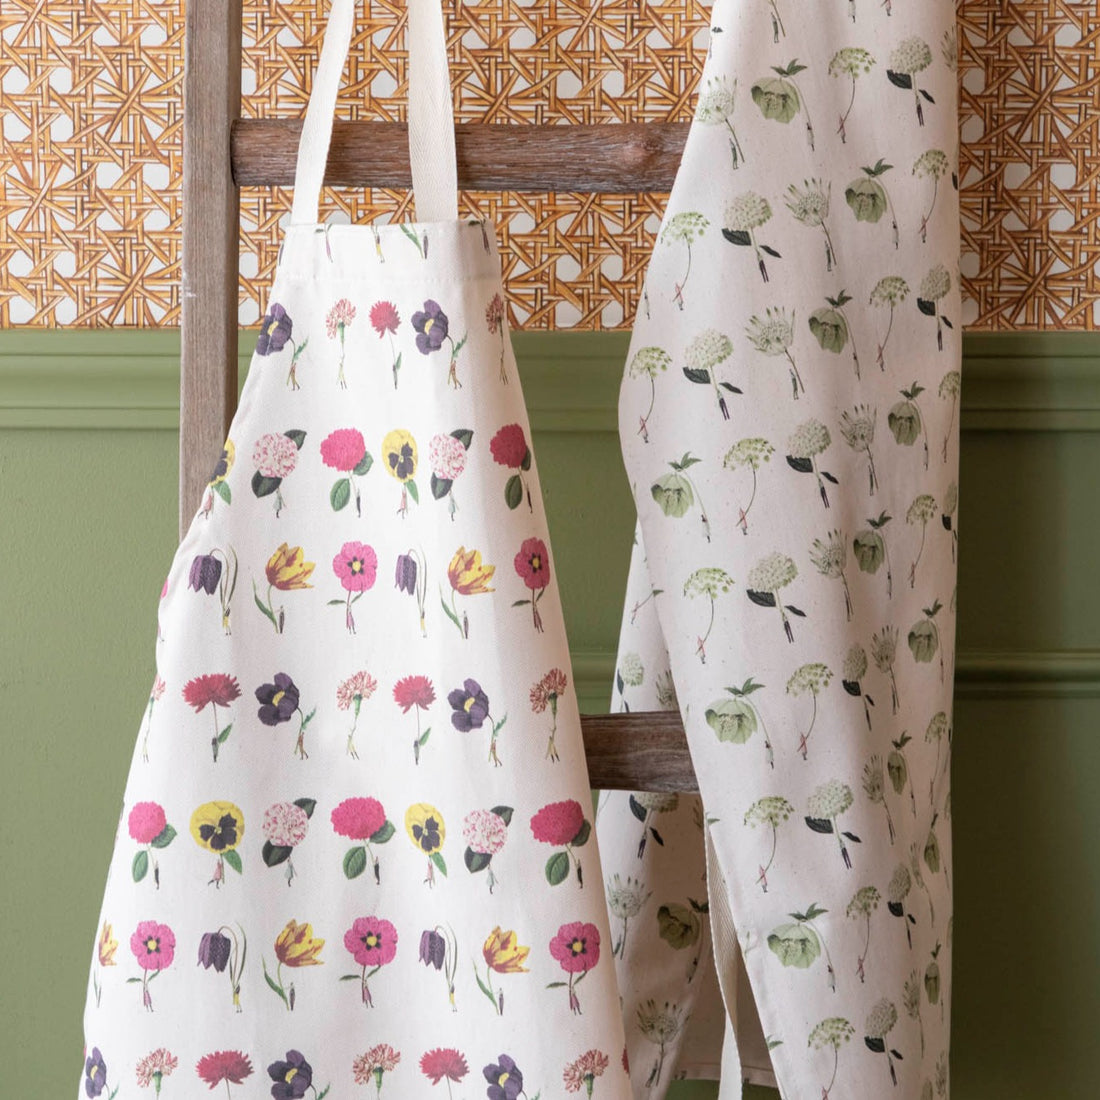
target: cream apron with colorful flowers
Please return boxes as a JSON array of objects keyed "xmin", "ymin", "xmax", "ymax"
[
  {"xmin": 598, "ymin": 0, "xmax": 959, "ymax": 1096},
  {"xmin": 75, "ymin": 3, "xmax": 631, "ymax": 1097}
]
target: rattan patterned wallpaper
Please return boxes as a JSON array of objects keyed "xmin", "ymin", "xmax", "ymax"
[{"xmin": 0, "ymin": 0, "xmax": 1097, "ymax": 329}]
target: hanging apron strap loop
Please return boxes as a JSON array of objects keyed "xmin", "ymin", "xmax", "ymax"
[{"xmin": 290, "ymin": 0, "xmax": 459, "ymax": 225}]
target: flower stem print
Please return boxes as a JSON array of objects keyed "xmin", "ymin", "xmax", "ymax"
[
  {"xmin": 854, "ymin": 511, "xmax": 894, "ymax": 599},
  {"xmin": 419, "ymin": 925, "xmax": 459, "ymax": 1010},
  {"xmin": 911, "ymin": 841, "xmax": 936, "ymax": 923},
  {"xmin": 809, "ymin": 289, "xmax": 861, "ymax": 377},
  {"xmin": 615, "ymin": 651, "xmax": 644, "ymax": 712},
  {"xmin": 828, "ymin": 47, "xmax": 875, "ymax": 143},
  {"xmin": 627, "ymin": 346, "xmax": 671, "ymax": 442},
  {"xmin": 925, "ymin": 711, "xmax": 949, "ymax": 806},
  {"xmin": 606, "ymin": 874, "xmax": 651, "ymax": 958},
  {"xmin": 513, "ymin": 537, "xmax": 550, "ymax": 632},
  {"xmin": 811, "ymin": 530, "xmax": 854, "ymax": 620},
  {"xmin": 744, "ymin": 796, "xmax": 794, "ymax": 892},
  {"xmin": 256, "ymin": 303, "xmax": 308, "ymax": 390},
  {"xmin": 128, "ymin": 801, "xmax": 177, "ymax": 888},
  {"xmin": 695, "ymin": 75, "xmax": 746, "ymax": 168},
  {"xmin": 406, "ymin": 803, "xmax": 447, "ymax": 885},
  {"xmin": 444, "ymin": 546, "xmax": 496, "ymax": 638},
  {"xmin": 846, "ymin": 159, "xmax": 900, "ymax": 249},
  {"xmin": 706, "ymin": 677, "xmax": 774, "ymax": 766},
  {"xmin": 906, "ymin": 492, "xmax": 937, "ymax": 586},
  {"xmin": 636, "ymin": 999, "xmax": 686, "ymax": 1088},
  {"xmin": 870, "ymin": 275, "xmax": 909, "ymax": 368},
  {"xmin": 530, "ymin": 668, "xmax": 568, "ymax": 762},
  {"xmin": 872, "ymin": 625, "xmax": 901, "ymax": 713},
  {"xmin": 342, "ymin": 916, "xmax": 398, "ymax": 1007},
  {"xmin": 330, "ymin": 541, "xmax": 377, "ymax": 634},
  {"xmin": 197, "ymin": 923, "xmax": 247, "ymax": 1010},
  {"xmin": 429, "ymin": 429, "xmax": 473, "ymax": 520},
  {"xmin": 918, "ymin": 264, "xmax": 954, "ymax": 350},
  {"xmin": 786, "ymin": 178, "xmax": 837, "ymax": 271},
  {"xmin": 140, "ymin": 674, "xmax": 166, "ymax": 761},
  {"xmin": 183, "ymin": 673, "xmax": 241, "ymax": 763},
  {"xmin": 787, "ymin": 418, "xmax": 838, "ymax": 508},
  {"xmin": 332, "ymin": 796, "xmax": 395, "ymax": 884},
  {"xmin": 412, "ymin": 299, "xmax": 467, "ymax": 387},
  {"xmin": 809, "ymin": 1017, "xmax": 855, "ymax": 1098},
  {"xmin": 786, "ymin": 663, "xmax": 833, "ymax": 759},
  {"xmin": 189, "ymin": 546, "xmax": 239, "ymax": 634},
  {"xmin": 337, "ymin": 670, "xmax": 378, "ymax": 758},
  {"xmin": 354, "ymin": 1044, "xmax": 400, "ymax": 1097},
  {"xmin": 682, "ymin": 567, "xmax": 734, "ymax": 662},
  {"xmin": 448, "ymin": 678, "xmax": 508, "ymax": 766},
  {"xmin": 767, "ymin": 0, "xmax": 785, "ymax": 40},
  {"xmin": 746, "ymin": 551, "xmax": 804, "ymax": 643},
  {"xmin": 925, "ymin": 942, "xmax": 944, "ymax": 1021},
  {"xmin": 477, "ymin": 926, "xmax": 530, "ymax": 1013},
  {"xmin": 890, "ymin": 382, "xmax": 930, "ymax": 470},
  {"xmin": 723, "ymin": 192, "xmax": 780, "ymax": 281},
  {"xmin": 913, "ymin": 149, "xmax": 950, "ymax": 243},
  {"xmin": 402, "ymin": 221, "xmax": 427, "ymax": 256},
  {"xmin": 908, "ymin": 598, "xmax": 944, "ymax": 680},
  {"xmin": 651, "ymin": 451, "xmax": 711, "ymax": 541},
  {"xmin": 846, "ymin": 885, "xmax": 880, "ymax": 983},
  {"xmin": 253, "ymin": 543, "xmax": 315, "ymax": 633},
  {"xmin": 925, "ymin": 813, "xmax": 947, "ymax": 888},
  {"xmin": 263, "ymin": 918, "xmax": 324, "ymax": 1012},
  {"xmin": 548, "ymin": 921, "xmax": 600, "ymax": 1014},
  {"xmin": 321, "ymin": 428, "xmax": 373, "ymax": 515},
  {"xmin": 393, "ymin": 675, "xmax": 435, "ymax": 764},
  {"xmin": 752, "ymin": 59, "xmax": 815, "ymax": 150},
  {"xmin": 682, "ymin": 328, "xmax": 741, "ymax": 419},
  {"xmin": 531, "ymin": 799, "xmax": 591, "ymax": 886},
  {"xmin": 939, "ymin": 369, "xmax": 961, "ymax": 462},
  {"xmin": 94, "ymin": 921, "xmax": 118, "ymax": 1007},
  {"xmin": 841, "ymin": 643, "xmax": 875, "ymax": 730},
  {"xmin": 256, "ymin": 673, "xmax": 316, "ymax": 759},
  {"xmin": 395, "ymin": 549, "xmax": 429, "ymax": 637},
  {"xmin": 660, "ymin": 212, "xmax": 709, "ymax": 310},
  {"xmin": 805, "ymin": 779, "xmax": 860, "ymax": 870},
  {"xmin": 486, "ymin": 292, "xmax": 508, "ymax": 382},
  {"xmin": 888, "ymin": 732, "xmax": 918, "ymax": 818},
  {"xmin": 767, "ymin": 901, "xmax": 837, "ymax": 992},
  {"xmin": 324, "ymin": 298, "xmax": 355, "ymax": 388},
  {"xmin": 251, "ymin": 430, "xmax": 304, "ymax": 517},
  {"xmin": 190, "ymin": 799, "xmax": 245, "ymax": 887},
  {"xmin": 837, "ymin": 407, "xmax": 879, "ymax": 497},
  {"xmin": 864, "ymin": 998, "xmax": 902, "ymax": 1085},
  {"xmin": 747, "ymin": 306, "xmax": 802, "ymax": 398},
  {"xmin": 722, "ymin": 437, "xmax": 774, "ymax": 534},
  {"xmin": 369, "ymin": 300, "xmax": 402, "ymax": 387},
  {"xmin": 888, "ymin": 35, "xmax": 934, "ymax": 125},
  {"xmin": 629, "ymin": 792, "xmax": 679, "ymax": 860},
  {"xmin": 863, "ymin": 754, "xmax": 896, "ymax": 844},
  {"xmin": 904, "ymin": 968, "xmax": 924, "ymax": 1057},
  {"xmin": 463, "ymin": 807, "xmax": 511, "ymax": 891}
]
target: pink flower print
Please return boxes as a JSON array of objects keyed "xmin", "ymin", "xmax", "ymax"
[
  {"xmin": 549, "ymin": 922, "xmax": 600, "ymax": 1014},
  {"xmin": 429, "ymin": 432, "xmax": 470, "ymax": 521},
  {"xmin": 370, "ymin": 300, "xmax": 402, "ymax": 388},
  {"xmin": 333, "ymin": 541, "xmax": 377, "ymax": 634},
  {"xmin": 135, "ymin": 1046, "xmax": 179, "ymax": 1090},
  {"xmin": 251, "ymin": 432, "xmax": 301, "ymax": 517},
  {"xmin": 353, "ymin": 1043, "xmax": 401, "ymax": 1095},
  {"xmin": 530, "ymin": 667, "xmax": 568, "ymax": 762},
  {"xmin": 325, "ymin": 298, "xmax": 356, "ymax": 388},
  {"xmin": 343, "ymin": 917, "xmax": 398, "ymax": 1006},
  {"xmin": 336, "ymin": 670, "xmax": 378, "ymax": 758},
  {"xmin": 563, "ymin": 1049, "xmax": 609, "ymax": 1095},
  {"xmin": 530, "ymin": 799, "xmax": 590, "ymax": 887},
  {"xmin": 141, "ymin": 674, "xmax": 166, "ymax": 762},
  {"xmin": 128, "ymin": 801, "xmax": 173, "ymax": 889},
  {"xmin": 462, "ymin": 808, "xmax": 508, "ymax": 893},
  {"xmin": 261, "ymin": 801, "xmax": 310, "ymax": 886},
  {"xmin": 321, "ymin": 428, "xmax": 372, "ymax": 517},
  {"xmin": 513, "ymin": 537, "xmax": 550, "ymax": 633},
  {"xmin": 331, "ymin": 797, "xmax": 393, "ymax": 884},
  {"xmin": 131, "ymin": 920, "xmax": 176, "ymax": 1011},
  {"xmin": 394, "ymin": 674, "xmax": 435, "ymax": 764},
  {"xmin": 490, "ymin": 424, "xmax": 533, "ymax": 512}
]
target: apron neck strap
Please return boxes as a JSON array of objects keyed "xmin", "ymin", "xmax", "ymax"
[{"xmin": 290, "ymin": 0, "xmax": 459, "ymax": 225}]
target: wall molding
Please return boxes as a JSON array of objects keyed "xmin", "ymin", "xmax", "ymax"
[{"xmin": 0, "ymin": 329, "xmax": 1097, "ymax": 431}]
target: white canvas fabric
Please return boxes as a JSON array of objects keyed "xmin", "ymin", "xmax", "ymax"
[
  {"xmin": 598, "ymin": 0, "xmax": 959, "ymax": 1096},
  {"xmin": 76, "ymin": 3, "xmax": 632, "ymax": 1097}
]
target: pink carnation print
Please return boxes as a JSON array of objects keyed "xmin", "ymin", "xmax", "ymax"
[
  {"xmin": 325, "ymin": 297, "xmax": 356, "ymax": 388},
  {"xmin": 530, "ymin": 667, "xmax": 569, "ymax": 762},
  {"xmin": 343, "ymin": 916, "xmax": 398, "ymax": 1006},
  {"xmin": 369, "ymin": 300, "xmax": 402, "ymax": 388},
  {"xmin": 394, "ymin": 674, "xmax": 435, "ymax": 765},
  {"xmin": 550, "ymin": 922, "xmax": 601, "ymax": 1014},
  {"xmin": 530, "ymin": 799, "xmax": 590, "ymax": 887},
  {"xmin": 421, "ymin": 1047, "xmax": 468, "ymax": 1093},
  {"xmin": 563, "ymin": 1049, "xmax": 609, "ymax": 1095},
  {"xmin": 333, "ymin": 541, "xmax": 377, "ymax": 634},
  {"xmin": 336, "ymin": 669, "xmax": 378, "ymax": 758},
  {"xmin": 353, "ymin": 1044, "xmax": 401, "ymax": 1093},
  {"xmin": 196, "ymin": 1050, "xmax": 253, "ymax": 1093}
]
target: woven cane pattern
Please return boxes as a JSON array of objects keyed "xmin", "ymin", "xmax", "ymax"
[{"xmin": 1, "ymin": 0, "xmax": 1097, "ymax": 328}]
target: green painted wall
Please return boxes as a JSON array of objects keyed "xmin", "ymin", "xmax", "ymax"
[{"xmin": 2, "ymin": 330, "xmax": 1099, "ymax": 1098}]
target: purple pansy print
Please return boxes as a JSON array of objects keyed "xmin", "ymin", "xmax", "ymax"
[
  {"xmin": 267, "ymin": 1049, "xmax": 314, "ymax": 1099},
  {"xmin": 448, "ymin": 679, "xmax": 489, "ymax": 731},
  {"xmin": 255, "ymin": 674, "xmax": 315, "ymax": 760},
  {"xmin": 411, "ymin": 299, "xmax": 467, "ymax": 388},
  {"xmin": 257, "ymin": 303, "xmax": 292, "ymax": 356},
  {"xmin": 84, "ymin": 1046, "xmax": 109, "ymax": 1097},
  {"xmin": 483, "ymin": 1054, "xmax": 524, "ymax": 1100}
]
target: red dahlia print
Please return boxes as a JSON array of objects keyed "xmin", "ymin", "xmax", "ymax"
[
  {"xmin": 421, "ymin": 1047, "xmax": 469, "ymax": 1094},
  {"xmin": 182, "ymin": 674, "xmax": 240, "ymax": 763},
  {"xmin": 514, "ymin": 537, "xmax": 550, "ymax": 632},
  {"xmin": 196, "ymin": 1049, "xmax": 254, "ymax": 1093},
  {"xmin": 530, "ymin": 799, "xmax": 590, "ymax": 887}
]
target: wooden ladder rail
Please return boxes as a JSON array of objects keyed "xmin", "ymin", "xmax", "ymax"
[{"xmin": 181, "ymin": 1, "xmax": 695, "ymax": 792}]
